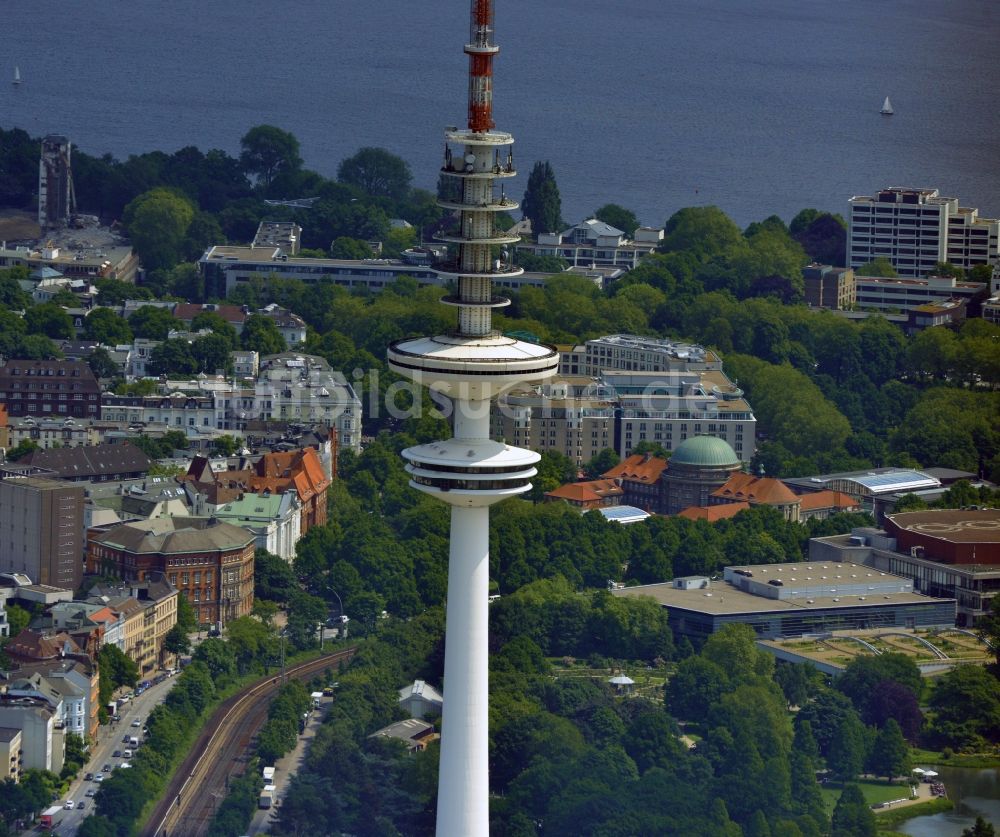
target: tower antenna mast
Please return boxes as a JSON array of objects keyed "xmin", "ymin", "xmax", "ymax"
[{"xmin": 387, "ymin": 2, "xmax": 559, "ymax": 834}]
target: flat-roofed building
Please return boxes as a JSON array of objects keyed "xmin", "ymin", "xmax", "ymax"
[
  {"xmin": 0, "ymin": 243, "xmax": 138, "ymax": 284},
  {"xmin": 854, "ymin": 272, "xmax": 985, "ymax": 313},
  {"xmin": 803, "ymin": 264, "xmax": 856, "ymax": 309},
  {"xmin": 558, "ymin": 334, "xmax": 723, "ymax": 377},
  {"xmin": 0, "ymin": 727, "xmax": 22, "ymax": 781},
  {"xmin": 613, "ymin": 560, "xmax": 955, "ymax": 642},
  {"xmin": 0, "ymin": 697, "xmax": 61, "ymax": 773},
  {"xmin": 0, "ymin": 472, "xmax": 85, "ymax": 590},
  {"xmin": 848, "ymin": 187, "xmax": 999, "ymax": 278},
  {"xmin": 810, "ymin": 511, "xmax": 1000, "ymax": 625},
  {"xmin": 252, "ymin": 220, "xmax": 302, "ymax": 254}
]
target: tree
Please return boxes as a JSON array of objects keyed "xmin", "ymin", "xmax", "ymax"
[
  {"xmin": 190, "ymin": 311, "xmax": 238, "ymax": 347},
  {"xmin": 5, "ymin": 439, "xmax": 39, "ymax": 462},
  {"xmin": 584, "ymin": 448, "xmax": 621, "ymax": 479},
  {"xmin": 856, "ymin": 257, "xmax": 897, "ymax": 278},
  {"xmin": 83, "ymin": 306, "xmax": 133, "ymax": 344},
  {"xmin": 329, "ymin": 236, "xmax": 374, "ymax": 259},
  {"xmin": 5, "ymin": 603, "xmax": 30, "ymax": 636},
  {"xmin": 193, "ymin": 637, "xmax": 236, "ymax": 681},
  {"xmin": 176, "ymin": 592, "xmax": 198, "ymax": 632},
  {"xmin": 147, "ymin": 338, "xmax": 198, "ymax": 376},
  {"xmin": 963, "ymin": 817, "xmax": 997, "ymax": 837},
  {"xmin": 128, "ymin": 305, "xmax": 181, "ymax": 340},
  {"xmin": 191, "ymin": 332, "xmax": 234, "ymax": 374},
  {"xmin": 867, "ymin": 718, "xmax": 910, "ymax": 781},
  {"xmin": 255, "ymin": 549, "xmax": 298, "ymax": 603},
  {"xmin": 240, "ymin": 125, "xmax": 302, "ymax": 189},
  {"xmin": 830, "ymin": 784, "xmax": 876, "ymax": 837},
  {"xmin": 98, "ymin": 644, "xmax": 139, "ymax": 690},
  {"xmin": 660, "ymin": 206, "xmax": 742, "ymax": 260},
  {"xmin": 210, "ymin": 434, "xmax": 241, "ymax": 456},
  {"xmin": 976, "ymin": 594, "xmax": 1000, "ymax": 668},
  {"xmin": 24, "ymin": 302, "xmax": 74, "ymax": 339},
  {"xmin": 241, "ymin": 313, "xmax": 286, "ymax": 354},
  {"xmin": 522, "ymin": 161, "xmax": 563, "ymax": 236},
  {"xmin": 124, "ymin": 188, "xmax": 196, "ymax": 271},
  {"xmin": 337, "ymin": 147, "xmax": 412, "ymax": 202},
  {"xmin": 163, "ymin": 624, "xmax": 190, "ymax": 656},
  {"xmin": 87, "ymin": 347, "xmax": 120, "ymax": 379},
  {"xmin": 827, "ymin": 712, "xmax": 867, "ymax": 782},
  {"xmin": 593, "ymin": 204, "xmax": 640, "ymax": 236}
]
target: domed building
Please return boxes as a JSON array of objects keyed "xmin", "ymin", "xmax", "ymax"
[{"xmin": 661, "ymin": 436, "xmax": 742, "ymax": 515}]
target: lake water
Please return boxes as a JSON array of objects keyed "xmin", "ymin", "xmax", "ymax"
[
  {"xmin": 899, "ymin": 767, "xmax": 1000, "ymax": 837},
  {"xmin": 1, "ymin": 0, "xmax": 998, "ymax": 228}
]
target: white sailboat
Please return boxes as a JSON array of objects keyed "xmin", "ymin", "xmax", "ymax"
[
  {"xmin": 880, "ymin": 95, "xmax": 893, "ymax": 116},
  {"xmin": 13, "ymin": 66, "xmax": 21, "ymax": 85}
]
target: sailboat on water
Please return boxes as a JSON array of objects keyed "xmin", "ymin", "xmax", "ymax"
[
  {"xmin": 13, "ymin": 66, "xmax": 21, "ymax": 85},
  {"xmin": 880, "ymin": 96, "xmax": 893, "ymax": 116}
]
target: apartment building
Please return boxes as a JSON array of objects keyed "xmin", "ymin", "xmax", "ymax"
[
  {"xmin": 493, "ymin": 378, "xmax": 617, "ymax": 465},
  {"xmin": 610, "ymin": 370, "xmax": 756, "ymax": 461},
  {"xmin": 495, "ymin": 338, "xmax": 755, "ymax": 466},
  {"xmin": 848, "ymin": 187, "xmax": 999, "ymax": 278},
  {"xmin": 0, "ymin": 359, "xmax": 101, "ymax": 419},
  {"xmin": 516, "ymin": 219, "xmax": 663, "ymax": 268},
  {"xmin": 803, "ymin": 264, "xmax": 856, "ymax": 309},
  {"xmin": 0, "ymin": 727, "xmax": 22, "ymax": 781},
  {"xmin": 0, "ymin": 470, "xmax": 85, "ymax": 590}
]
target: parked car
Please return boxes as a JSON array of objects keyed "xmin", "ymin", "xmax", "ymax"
[
  {"xmin": 86, "ymin": 789, "xmax": 96, "ymax": 798},
  {"xmin": 102, "ymin": 763, "xmax": 111, "ymax": 772},
  {"xmin": 94, "ymin": 775, "xmax": 104, "ymax": 783},
  {"xmin": 85, "ymin": 772, "xmax": 94, "ymax": 781},
  {"xmin": 113, "ymin": 750, "xmax": 122, "ymax": 758}
]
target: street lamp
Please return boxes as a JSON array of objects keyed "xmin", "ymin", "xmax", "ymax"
[{"xmin": 328, "ymin": 589, "xmax": 348, "ymax": 639}]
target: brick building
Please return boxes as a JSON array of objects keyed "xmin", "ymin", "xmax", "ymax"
[
  {"xmin": 87, "ymin": 519, "xmax": 253, "ymax": 627},
  {"xmin": 0, "ymin": 359, "xmax": 101, "ymax": 419}
]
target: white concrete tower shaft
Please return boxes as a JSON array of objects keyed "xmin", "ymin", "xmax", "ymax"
[{"xmin": 386, "ymin": 2, "xmax": 559, "ymax": 834}]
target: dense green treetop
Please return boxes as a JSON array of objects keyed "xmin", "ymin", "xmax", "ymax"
[{"xmin": 521, "ymin": 161, "xmax": 563, "ymax": 236}]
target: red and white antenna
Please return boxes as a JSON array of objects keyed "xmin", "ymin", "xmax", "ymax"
[{"xmin": 466, "ymin": 0, "xmax": 498, "ymax": 132}]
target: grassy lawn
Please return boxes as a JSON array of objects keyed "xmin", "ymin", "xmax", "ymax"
[
  {"xmin": 910, "ymin": 747, "xmax": 1000, "ymax": 769},
  {"xmin": 819, "ymin": 779, "xmax": 912, "ymax": 814},
  {"xmin": 875, "ymin": 798, "xmax": 954, "ymax": 832}
]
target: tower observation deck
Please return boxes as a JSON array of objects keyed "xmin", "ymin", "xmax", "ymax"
[{"xmin": 386, "ymin": 2, "xmax": 558, "ymax": 835}]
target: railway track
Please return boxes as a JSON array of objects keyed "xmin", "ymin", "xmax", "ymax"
[{"xmin": 143, "ymin": 648, "xmax": 356, "ymax": 837}]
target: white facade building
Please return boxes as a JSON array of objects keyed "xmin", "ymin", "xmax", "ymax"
[{"xmin": 848, "ymin": 187, "xmax": 1000, "ymax": 278}]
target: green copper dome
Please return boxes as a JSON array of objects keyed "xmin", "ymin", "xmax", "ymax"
[{"xmin": 670, "ymin": 435, "xmax": 740, "ymax": 468}]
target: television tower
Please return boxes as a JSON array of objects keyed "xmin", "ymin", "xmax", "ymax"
[{"xmin": 387, "ymin": 2, "xmax": 559, "ymax": 834}]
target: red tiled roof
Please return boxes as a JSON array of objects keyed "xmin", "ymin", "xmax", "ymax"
[
  {"xmin": 677, "ymin": 502, "xmax": 750, "ymax": 521},
  {"xmin": 712, "ymin": 473, "xmax": 800, "ymax": 505},
  {"xmin": 798, "ymin": 490, "xmax": 860, "ymax": 511},
  {"xmin": 546, "ymin": 479, "xmax": 624, "ymax": 503},
  {"xmin": 603, "ymin": 454, "xmax": 668, "ymax": 483}
]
